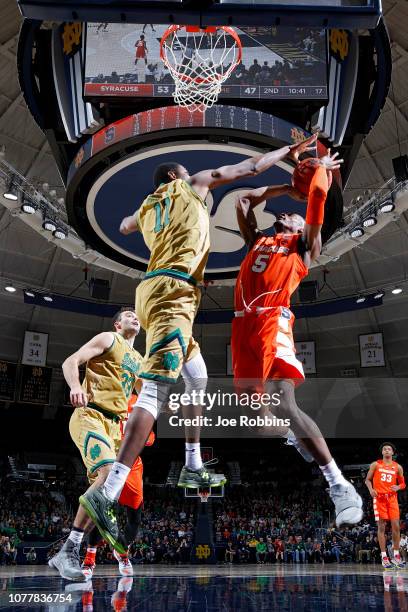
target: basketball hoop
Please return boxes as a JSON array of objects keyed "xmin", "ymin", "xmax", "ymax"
[
  {"xmin": 198, "ymin": 491, "xmax": 210, "ymax": 503},
  {"xmin": 160, "ymin": 25, "xmax": 242, "ymax": 113}
]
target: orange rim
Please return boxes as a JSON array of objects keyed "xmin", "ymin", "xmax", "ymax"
[{"xmin": 160, "ymin": 24, "xmax": 242, "ymax": 82}]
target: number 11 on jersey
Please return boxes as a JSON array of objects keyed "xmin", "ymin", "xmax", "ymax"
[{"xmin": 154, "ymin": 197, "xmax": 171, "ymax": 233}]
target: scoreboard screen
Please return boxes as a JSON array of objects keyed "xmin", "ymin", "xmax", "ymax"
[{"xmin": 84, "ymin": 23, "xmax": 328, "ymax": 101}]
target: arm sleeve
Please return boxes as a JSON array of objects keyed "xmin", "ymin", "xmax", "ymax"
[
  {"xmin": 305, "ymin": 166, "xmax": 329, "ymax": 226},
  {"xmin": 398, "ymin": 475, "xmax": 406, "ymax": 490}
]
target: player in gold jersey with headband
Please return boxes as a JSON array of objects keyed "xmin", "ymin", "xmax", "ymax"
[{"xmin": 80, "ymin": 134, "xmax": 317, "ymax": 552}]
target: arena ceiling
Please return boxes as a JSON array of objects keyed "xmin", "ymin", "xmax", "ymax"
[{"xmin": 0, "ymin": 0, "xmax": 407, "ymax": 378}]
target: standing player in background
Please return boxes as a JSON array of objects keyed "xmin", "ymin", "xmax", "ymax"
[
  {"xmin": 79, "ymin": 134, "xmax": 318, "ymax": 552},
  {"xmin": 232, "ymin": 150, "xmax": 364, "ymax": 528},
  {"xmin": 49, "ymin": 309, "xmax": 148, "ymax": 578},
  {"xmin": 365, "ymin": 442, "xmax": 406, "ymax": 569},
  {"xmin": 142, "ymin": 24, "xmax": 156, "ymax": 34},
  {"xmin": 134, "ymin": 34, "xmax": 148, "ymax": 66}
]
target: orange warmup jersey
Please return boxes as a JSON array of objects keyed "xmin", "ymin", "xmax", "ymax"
[
  {"xmin": 372, "ymin": 459, "xmax": 400, "ymax": 522},
  {"xmin": 232, "ymin": 233, "xmax": 308, "ymax": 385}
]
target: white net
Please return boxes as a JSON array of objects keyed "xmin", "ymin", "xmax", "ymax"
[{"xmin": 160, "ymin": 26, "xmax": 242, "ymax": 112}]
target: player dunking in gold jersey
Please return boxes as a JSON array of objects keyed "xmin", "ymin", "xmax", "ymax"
[{"xmin": 80, "ymin": 134, "xmax": 317, "ymax": 552}]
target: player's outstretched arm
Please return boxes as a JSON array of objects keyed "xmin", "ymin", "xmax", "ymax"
[
  {"xmin": 235, "ymin": 184, "xmax": 291, "ymax": 249},
  {"xmin": 365, "ymin": 462, "xmax": 378, "ymax": 498},
  {"xmin": 62, "ymin": 332, "xmax": 114, "ymax": 407},
  {"xmin": 190, "ymin": 134, "xmax": 317, "ymax": 195},
  {"xmin": 303, "ymin": 150, "xmax": 343, "ymax": 262},
  {"xmin": 120, "ymin": 212, "xmax": 140, "ymax": 235},
  {"xmin": 236, "ymin": 183, "xmax": 306, "ymax": 249}
]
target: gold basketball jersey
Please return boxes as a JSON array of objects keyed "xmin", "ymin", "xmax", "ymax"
[
  {"xmin": 135, "ymin": 179, "xmax": 210, "ymax": 284},
  {"xmin": 83, "ymin": 332, "xmax": 142, "ymax": 418}
]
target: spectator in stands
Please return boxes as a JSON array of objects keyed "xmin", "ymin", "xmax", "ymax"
[
  {"xmin": 266, "ymin": 536, "xmax": 276, "ymax": 563},
  {"xmin": 225, "ymin": 541, "xmax": 236, "ymax": 564},
  {"xmin": 176, "ymin": 538, "xmax": 190, "ymax": 563},
  {"xmin": 400, "ymin": 533, "xmax": 408, "ymax": 562},
  {"xmin": 25, "ymin": 547, "xmax": 37, "ymax": 564},
  {"xmin": 247, "ymin": 536, "xmax": 259, "ymax": 563},
  {"xmin": 256, "ymin": 537, "xmax": 267, "ymax": 564},
  {"xmin": 248, "ymin": 59, "xmax": 261, "ymax": 80},
  {"xmin": 284, "ymin": 538, "xmax": 294, "ymax": 563},
  {"xmin": 331, "ymin": 537, "xmax": 342, "ymax": 563},
  {"xmin": 294, "ymin": 536, "xmax": 306, "ymax": 564}
]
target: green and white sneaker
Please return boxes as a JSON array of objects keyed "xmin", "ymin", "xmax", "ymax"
[
  {"xmin": 79, "ymin": 487, "xmax": 126, "ymax": 554},
  {"xmin": 178, "ymin": 460, "xmax": 227, "ymax": 488}
]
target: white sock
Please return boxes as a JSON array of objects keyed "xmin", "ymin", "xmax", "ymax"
[
  {"xmin": 319, "ymin": 459, "xmax": 349, "ymax": 488},
  {"xmin": 394, "ymin": 550, "xmax": 401, "ymax": 558},
  {"xmin": 68, "ymin": 529, "xmax": 84, "ymax": 546},
  {"xmin": 103, "ymin": 462, "xmax": 131, "ymax": 501},
  {"xmin": 381, "ymin": 551, "xmax": 388, "ymax": 559},
  {"xmin": 87, "ymin": 547, "xmax": 97, "ymax": 554},
  {"xmin": 185, "ymin": 442, "xmax": 203, "ymax": 470}
]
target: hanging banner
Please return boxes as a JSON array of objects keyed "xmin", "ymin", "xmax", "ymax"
[
  {"xmin": 19, "ymin": 365, "xmax": 52, "ymax": 404},
  {"xmin": 295, "ymin": 341, "xmax": 316, "ymax": 374},
  {"xmin": 0, "ymin": 360, "xmax": 17, "ymax": 401},
  {"xmin": 22, "ymin": 331, "xmax": 49, "ymax": 366},
  {"xmin": 359, "ymin": 333, "xmax": 385, "ymax": 367}
]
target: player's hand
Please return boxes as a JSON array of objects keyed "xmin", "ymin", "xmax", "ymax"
[
  {"xmin": 286, "ymin": 185, "xmax": 307, "ymax": 202},
  {"xmin": 287, "ymin": 133, "xmax": 318, "ymax": 163},
  {"xmin": 119, "ymin": 216, "xmax": 136, "ymax": 235},
  {"xmin": 318, "ymin": 149, "xmax": 344, "ymax": 171},
  {"xmin": 391, "ymin": 485, "xmax": 400, "ymax": 492},
  {"xmin": 370, "ymin": 489, "xmax": 378, "ymax": 498},
  {"xmin": 70, "ymin": 385, "xmax": 88, "ymax": 408}
]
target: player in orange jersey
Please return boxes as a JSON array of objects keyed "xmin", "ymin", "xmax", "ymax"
[
  {"xmin": 134, "ymin": 34, "xmax": 148, "ymax": 66},
  {"xmin": 81, "ymin": 394, "xmax": 155, "ymax": 579},
  {"xmin": 365, "ymin": 442, "xmax": 406, "ymax": 569},
  {"xmin": 232, "ymin": 150, "xmax": 363, "ymax": 527}
]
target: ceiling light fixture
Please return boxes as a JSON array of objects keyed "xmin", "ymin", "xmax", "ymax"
[
  {"xmin": 5, "ymin": 284, "xmax": 16, "ymax": 293},
  {"xmin": 21, "ymin": 199, "xmax": 38, "ymax": 214},
  {"xmin": 379, "ymin": 200, "xmax": 395, "ymax": 214},
  {"xmin": 391, "ymin": 287, "xmax": 403, "ymax": 295},
  {"xmin": 349, "ymin": 227, "xmax": 364, "ymax": 239},
  {"xmin": 3, "ymin": 180, "xmax": 18, "ymax": 201},
  {"xmin": 43, "ymin": 295, "xmax": 53, "ymax": 302},
  {"xmin": 356, "ymin": 296, "xmax": 366, "ymax": 304},
  {"xmin": 53, "ymin": 228, "xmax": 67, "ymax": 240},
  {"xmin": 362, "ymin": 216, "xmax": 377, "ymax": 228},
  {"xmin": 42, "ymin": 218, "xmax": 57, "ymax": 232}
]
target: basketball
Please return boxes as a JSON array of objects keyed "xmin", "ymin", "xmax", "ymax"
[{"xmin": 292, "ymin": 157, "xmax": 333, "ymax": 196}]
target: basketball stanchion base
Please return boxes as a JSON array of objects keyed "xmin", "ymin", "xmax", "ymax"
[{"xmin": 184, "ymin": 485, "xmax": 224, "ymax": 564}]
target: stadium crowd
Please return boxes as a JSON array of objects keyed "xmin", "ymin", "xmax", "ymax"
[
  {"xmin": 1, "ymin": 469, "xmax": 408, "ymax": 565},
  {"xmin": 85, "ymin": 55, "xmax": 323, "ymax": 89}
]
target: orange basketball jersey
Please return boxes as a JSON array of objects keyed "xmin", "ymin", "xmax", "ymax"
[
  {"xmin": 234, "ymin": 233, "xmax": 308, "ymax": 312},
  {"xmin": 373, "ymin": 460, "xmax": 399, "ymax": 495}
]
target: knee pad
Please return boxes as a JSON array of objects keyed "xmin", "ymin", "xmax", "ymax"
[
  {"xmin": 181, "ymin": 353, "xmax": 208, "ymax": 397},
  {"xmin": 136, "ymin": 380, "xmax": 170, "ymax": 420}
]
